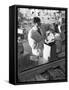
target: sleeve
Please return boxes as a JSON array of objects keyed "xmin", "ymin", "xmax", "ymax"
[{"xmin": 28, "ymin": 29, "xmax": 38, "ymax": 49}]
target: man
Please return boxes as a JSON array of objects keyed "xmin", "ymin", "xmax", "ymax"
[
  {"xmin": 28, "ymin": 17, "xmax": 52, "ymax": 64},
  {"xmin": 28, "ymin": 17, "xmax": 43, "ymax": 57},
  {"xmin": 53, "ymin": 19, "xmax": 62, "ymax": 53}
]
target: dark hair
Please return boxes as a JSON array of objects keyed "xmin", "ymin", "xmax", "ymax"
[{"xmin": 33, "ymin": 17, "xmax": 41, "ymax": 24}]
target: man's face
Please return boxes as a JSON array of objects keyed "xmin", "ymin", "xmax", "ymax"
[
  {"xmin": 34, "ymin": 22, "xmax": 41, "ymax": 27},
  {"xmin": 33, "ymin": 23, "xmax": 41, "ymax": 31}
]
